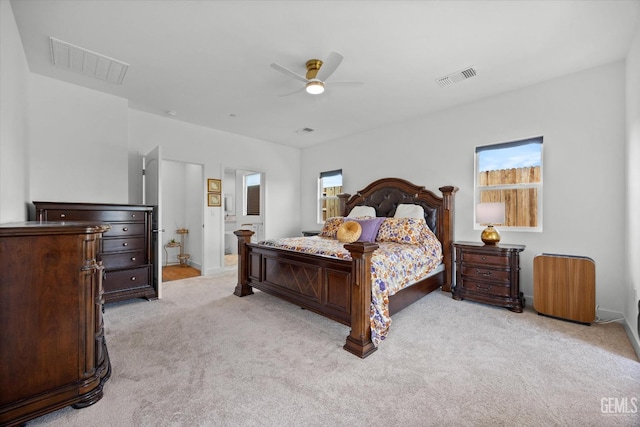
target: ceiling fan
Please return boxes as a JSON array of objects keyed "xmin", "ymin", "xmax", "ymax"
[{"xmin": 270, "ymin": 51, "xmax": 363, "ymax": 96}]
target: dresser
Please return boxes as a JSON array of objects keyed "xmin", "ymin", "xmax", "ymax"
[
  {"xmin": 34, "ymin": 202, "xmax": 157, "ymax": 303},
  {"xmin": 0, "ymin": 222, "xmax": 111, "ymax": 426},
  {"xmin": 452, "ymin": 241, "xmax": 525, "ymax": 312}
]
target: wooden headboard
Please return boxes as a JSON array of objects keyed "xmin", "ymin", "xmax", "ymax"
[{"xmin": 337, "ymin": 177, "xmax": 458, "ymax": 291}]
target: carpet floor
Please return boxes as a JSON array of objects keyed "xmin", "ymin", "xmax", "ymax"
[{"xmin": 28, "ymin": 271, "xmax": 640, "ymax": 426}]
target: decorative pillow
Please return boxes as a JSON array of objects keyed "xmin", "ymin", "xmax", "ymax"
[
  {"xmin": 346, "ymin": 205, "xmax": 376, "ymax": 218},
  {"xmin": 319, "ymin": 217, "xmax": 344, "ymax": 238},
  {"xmin": 376, "ymin": 217, "xmax": 432, "ymax": 244},
  {"xmin": 337, "ymin": 221, "xmax": 362, "ymax": 243},
  {"xmin": 353, "ymin": 217, "xmax": 386, "ymax": 243},
  {"xmin": 394, "ymin": 204, "xmax": 425, "ymax": 219}
]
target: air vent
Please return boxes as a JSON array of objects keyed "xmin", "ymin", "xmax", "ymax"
[
  {"xmin": 50, "ymin": 37, "xmax": 129, "ymax": 85},
  {"xmin": 295, "ymin": 127, "xmax": 315, "ymax": 134},
  {"xmin": 436, "ymin": 66, "xmax": 477, "ymax": 88}
]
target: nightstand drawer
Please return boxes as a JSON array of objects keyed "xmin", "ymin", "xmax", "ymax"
[
  {"xmin": 462, "ymin": 280, "xmax": 511, "ymax": 297},
  {"xmin": 462, "ymin": 252, "xmax": 509, "ymax": 266},
  {"xmin": 461, "ymin": 265, "xmax": 510, "ymax": 282}
]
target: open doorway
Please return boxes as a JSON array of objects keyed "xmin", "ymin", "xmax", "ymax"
[
  {"xmin": 223, "ymin": 168, "xmax": 265, "ymax": 270},
  {"xmin": 162, "ymin": 160, "xmax": 204, "ymax": 281}
]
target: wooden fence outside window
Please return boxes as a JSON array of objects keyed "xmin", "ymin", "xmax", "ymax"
[{"xmin": 478, "ymin": 166, "xmax": 540, "ymax": 227}]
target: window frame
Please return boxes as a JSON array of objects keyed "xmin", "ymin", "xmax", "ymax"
[
  {"xmin": 474, "ymin": 137, "xmax": 543, "ymax": 233},
  {"xmin": 318, "ymin": 169, "xmax": 343, "ymax": 224}
]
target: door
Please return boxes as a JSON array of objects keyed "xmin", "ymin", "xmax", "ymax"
[{"xmin": 144, "ymin": 146, "xmax": 163, "ymax": 298}]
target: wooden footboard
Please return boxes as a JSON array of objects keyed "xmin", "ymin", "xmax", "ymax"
[
  {"xmin": 233, "ymin": 178, "xmax": 457, "ymax": 358},
  {"xmin": 233, "ymin": 229, "xmax": 379, "ymax": 357}
]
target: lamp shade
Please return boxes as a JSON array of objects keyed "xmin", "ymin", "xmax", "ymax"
[{"xmin": 476, "ymin": 202, "xmax": 505, "ymax": 225}]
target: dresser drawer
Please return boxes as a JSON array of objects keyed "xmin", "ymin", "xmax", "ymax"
[
  {"xmin": 102, "ymin": 237, "xmax": 146, "ymax": 253},
  {"xmin": 44, "ymin": 209, "xmax": 145, "ymax": 222},
  {"xmin": 104, "ymin": 267, "xmax": 150, "ymax": 292},
  {"xmin": 461, "ymin": 252, "xmax": 509, "ymax": 266},
  {"xmin": 103, "ymin": 222, "xmax": 146, "ymax": 237},
  {"xmin": 100, "ymin": 250, "xmax": 146, "ymax": 269},
  {"xmin": 461, "ymin": 265, "xmax": 510, "ymax": 282},
  {"xmin": 462, "ymin": 279, "xmax": 511, "ymax": 297}
]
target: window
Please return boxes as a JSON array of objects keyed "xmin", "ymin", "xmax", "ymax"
[
  {"xmin": 319, "ymin": 169, "xmax": 342, "ymax": 222},
  {"xmin": 244, "ymin": 173, "xmax": 261, "ymax": 216},
  {"xmin": 475, "ymin": 137, "xmax": 543, "ymax": 231}
]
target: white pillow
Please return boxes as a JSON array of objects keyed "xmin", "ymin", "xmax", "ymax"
[
  {"xmin": 394, "ymin": 204, "xmax": 424, "ymax": 219},
  {"xmin": 347, "ymin": 205, "xmax": 376, "ymax": 218}
]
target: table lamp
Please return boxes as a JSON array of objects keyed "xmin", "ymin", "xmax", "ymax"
[{"xmin": 476, "ymin": 202, "xmax": 505, "ymax": 245}]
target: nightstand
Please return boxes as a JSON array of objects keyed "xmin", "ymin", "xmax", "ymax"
[
  {"xmin": 452, "ymin": 241, "xmax": 525, "ymax": 312},
  {"xmin": 301, "ymin": 230, "xmax": 321, "ymax": 237}
]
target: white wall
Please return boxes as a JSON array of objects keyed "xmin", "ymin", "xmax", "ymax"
[
  {"xmin": 625, "ymin": 24, "xmax": 640, "ymax": 351},
  {"xmin": 301, "ymin": 61, "xmax": 627, "ymax": 318},
  {"xmin": 127, "ymin": 109, "xmax": 301, "ymax": 275},
  {"xmin": 0, "ymin": 0, "xmax": 30, "ymax": 223},
  {"xmin": 29, "ymin": 74, "xmax": 130, "ymax": 204}
]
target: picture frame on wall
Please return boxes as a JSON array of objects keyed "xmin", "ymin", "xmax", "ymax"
[
  {"xmin": 208, "ymin": 193, "xmax": 221, "ymax": 207},
  {"xmin": 207, "ymin": 178, "xmax": 222, "ymax": 193}
]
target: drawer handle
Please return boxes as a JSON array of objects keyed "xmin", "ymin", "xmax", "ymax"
[
  {"xmin": 481, "ymin": 256, "xmax": 486, "ymax": 260},
  {"xmin": 130, "ymin": 276, "xmax": 136, "ymax": 281},
  {"xmin": 131, "ymin": 214, "xmax": 136, "ymax": 218},
  {"xmin": 476, "ymin": 269, "xmax": 492, "ymax": 277},
  {"xmin": 123, "ymin": 227, "xmax": 129, "ymax": 232},
  {"xmin": 60, "ymin": 213, "xmax": 66, "ymax": 218},
  {"xmin": 123, "ymin": 242, "xmax": 128, "ymax": 246},
  {"xmin": 475, "ymin": 283, "xmax": 491, "ymax": 291},
  {"xmin": 131, "ymin": 257, "xmax": 136, "ymax": 261}
]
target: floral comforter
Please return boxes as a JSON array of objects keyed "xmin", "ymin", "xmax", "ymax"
[{"xmin": 259, "ymin": 219, "xmax": 442, "ymax": 345}]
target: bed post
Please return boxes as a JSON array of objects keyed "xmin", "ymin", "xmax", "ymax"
[
  {"xmin": 343, "ymin": 241, "xmax": 379, "ymax": 358},
  {"xmin": 233, "ymin": 230, "xmax": 254, "ymax": 297},
  {"xmin": 337, "ymin": 193, "xmax": 351, "ymax": 216},
  {"xmin": 438, "ymin": 186, "xmax": 458, "ymax": 292}
]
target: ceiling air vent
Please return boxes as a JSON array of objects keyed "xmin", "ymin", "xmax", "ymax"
[
  {"xmin": 49, "ymin": 37, "xmax": 129, "ymax": 85},
  {"xmin": 295, "ymin": 127, "xmax": 315, "ymax": 134},
  {"xmin": 436, "ymin": 66, "xmax": 477, "ymax": 88}
]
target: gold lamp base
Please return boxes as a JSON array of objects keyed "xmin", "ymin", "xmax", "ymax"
[{"xmin": 481, "ymin": 225, "xmax": 501, "ymax": 245}]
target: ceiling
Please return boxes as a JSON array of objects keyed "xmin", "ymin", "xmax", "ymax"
[{"xmin": 10, "ymin": 0, "xmax": 640, "ymax": 149}]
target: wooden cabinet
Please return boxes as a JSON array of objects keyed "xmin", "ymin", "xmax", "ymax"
[
  {"xmin": 0, "ymin": 221, "xmax": 111, "ymax": 426},
  {"xmin": 452, "ymin": 241, "xmax": 525, "ymax": 312},
  {"xmin": 33, "ymin": 202, "xmax": 157, "ymax": 303}
]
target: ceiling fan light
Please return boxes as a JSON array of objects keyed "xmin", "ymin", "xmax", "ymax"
[{"xmin": 305, "ymin": 80, "xmax": 325, "ymax": 95}]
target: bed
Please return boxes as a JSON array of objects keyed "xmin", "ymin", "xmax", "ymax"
[{"xmin": 233, "ymin": 177, "xmax": 457, "ymax": 358}]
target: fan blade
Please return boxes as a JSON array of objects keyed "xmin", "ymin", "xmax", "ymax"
[
  {"xmin": 277, "ymin": 87, "xmax": 306, "ymax": 97},
  {"xmin": 330, "ymin": 81, "xmax": 364, "ymax": 86},
  {"xmin": 270, "ymin": 63, "xmax": 308, "ymax": 83},
  {"xmin": 316, "ymin": 51, "xmax": 343, "ymax": 82}
]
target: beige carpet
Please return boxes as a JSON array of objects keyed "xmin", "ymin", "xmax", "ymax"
[{"xmin": 29, "ymin": 271, "xmax": 640, "ymax": 426}]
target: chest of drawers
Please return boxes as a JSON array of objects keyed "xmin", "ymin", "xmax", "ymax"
[
  {"xmin": 0, "ymin": 222, "xmax": 111, "ymax": 426},
  {"xmin": 452, "ymin": 241, "xmax": 525, "ymax": 312},
  {"xmin": 33, "ymin": 202, "xmax": 157, "ymax": 303}
]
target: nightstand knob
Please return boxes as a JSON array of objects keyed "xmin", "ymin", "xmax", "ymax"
[
  {"xmin": 123, "ymin": 227, "xmax": 128, "ymax": 232},
  {"xmin": 130, "ymin": 276, "xmax": 136, "ymax": 281},
  {"xmin": 476, "ymin": 269, "xmax": 492, "ymax": 277},
  {"xmin": 60, "ymin": 213, "xmax": 66, "ymax": 218},
  {"xmin": 481, "ymin": 256, "xmax": 487, "ymax": 260},
  {"xmin": 123, "ymin": 242, "xmax": 128, "ymax": 246},
  {"xmin": 131, "ymin": 257, "xmax": 136, "ymax": 261}
]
